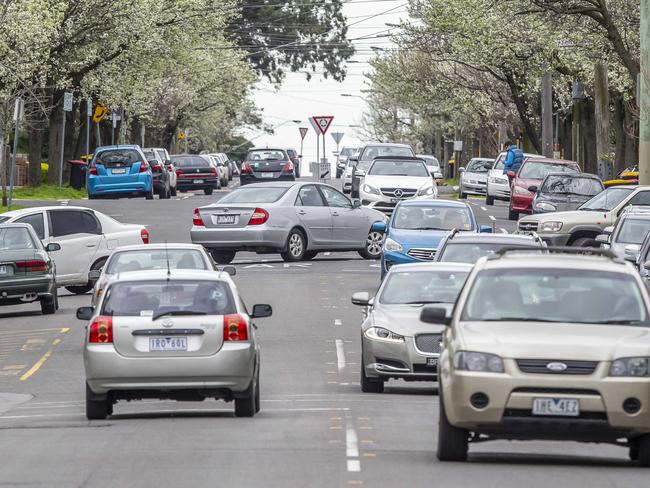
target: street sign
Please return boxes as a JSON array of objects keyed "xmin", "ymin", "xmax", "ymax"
[
  {"xmin": 299, "ymin": 127, "xmax": 309, "ymax": 140},
  {"xmin": 311, "ymin": 115, "xmax": 334, "ymax": 135},
  {"xmin": 63, "ymin": 92, "xmax": 74, "ymax": 112},
  {"xmin": 92, "ymin": 104, "xmax": 108, "ymax": 123},
  {"xmin": 13, "ymin": 98, "xmax": 24, "ymax": 121},
  {"xmin": 178, "ymin": 131, "xmax": 186, "ymax": 141},
  {"xmin": 309, "ymin": 117, "xmax": 320, "ymax": 134},
  {"xmin": 453, "ymin": 140, "xmax": 463, "ymax": 152},
  {"xmin": 319, "ymin": 159, "xmax": 331, "ymax": 180},
  {"xmin": 331, "ymin": 132, "xmax": 344, "ymax": 144},
  {"xmin": 87, "ymin": 98, "xmax": 93, "ymax": 117}
]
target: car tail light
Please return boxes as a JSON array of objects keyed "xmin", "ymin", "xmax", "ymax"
[
  {"xmin": 176, "ymin": 169, "xmax": 184, "ymax": 177},
  {"xmin": 88, "ymin": 316, "xmax": 113, "ymax": 344},
  {"xmin": 211, "ymin": 167, "xmax": 217, "ymax": 175},
  {"xmin": 241, "ymin": 162, "xmax": 253, "ymax": 174},
  {"xmin": 88, "ymin": 163, "xmax": 98, "ymax": 176},
  {"xmin": 282, "ymin": 161, "xmax": 294, "ymax": 173},
  {"xmin": 139, "ymin": 161, "xmax": 150, "ymax": 172},
  {"xmin": 151, "ymin": 163, "xmax": 162, "ymax": 172},
  {"xmin": 247, "ymin": 208, "xmax": 269, "ymax": 225},
  {"xmin": 15, "ymin": 259, "xmax": 48, "ymax": 272},
  {"xmin": 193, "ymin": 208, "xmax": 204, "ymax": 226},
  {"xmin": 96, "ymin": 288, "xmax": 103, "ymax": 301},
  {"xmin": 223, "ymin": 314, "xmax": 248, "ymax": 341},
  {"xmin": 140, "ymin": 228, "xmax": 150, "ymax": 244}
]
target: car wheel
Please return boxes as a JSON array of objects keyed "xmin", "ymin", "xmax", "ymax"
[
  {"xmin": 235, "ymin": 379, "xmax": 257, "ymax": 417},
  {"xmin": 204, "ymin": 187, "xmax": 214, "ymax": 196},
  {"xmin": 40, "ymin": 292, "xmax": 57, "ymax": 315},
  {"xmin": 210, "ymin": 250, "xmax": 236, "ymax": 264},
  {"xmin": 86, "ymin": 383, "xmax": 112, "ymax": 420},
  {"xmin": 637, "ymin": 435, "xmax": 650, "ymax": 466},
  {"xmin": 508, "ymin": 208, "xmax": 518, "ymax": 221},
  {"xmin": 358, "ymin": 230, "xmax": 383, "ymax": 260},
  {"xmin": 486, "ymin": 194, "xmax": 495, "ymax": 206},
  {"xmin": 65, "ymin": 259, "xmax": 105, "ymax": 295},
  {"xmin": 437, "ymin": 389, "xmax": 469, "ymax": 462},
  {"xmin": 145, "ymin": 187, "xmax": 154, "ymax": 200},
  {"xmin": 303, "ymin": 251, "xmax": 318, "ymax": 260},
  {"xmin": 254, "ymin": 368, "xmax": 261, "ymax": 413},
  {"xmin": 360, "ymin": 362, "xmax": 384, "ymax": 393},
  {"xmin": 571, "ymin": 237, "xmax": 599, "ymax": 248},
  {"xmin": 342, "ymin": 188, "xmax": 350, "ymax": 194},
  {"xmin": 281, "ymin": 229, "xmax": 306, "ymax": 262},
  {"xmin": 170, "ymin": 186, "xmax": 177, "ymax": 197}
]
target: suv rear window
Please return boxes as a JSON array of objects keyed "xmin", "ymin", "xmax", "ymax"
[
  {"xmin": 96, "ymin": 149, "xmax": 141, "ymax": 166},
  {"xmin": 106, "ymin": 249, "xmax": 209, "ymax": 274},
  {"xmin": 246, "ymin": 150, "xmax": 287, "ymax": 161},
  {"xmin": 172, "ymin": 156, "xmax": 208, "ymax": 168}
]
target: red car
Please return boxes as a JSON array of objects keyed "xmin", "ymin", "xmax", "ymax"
[{"xmin": 508, "ymin": 158, "xmax": 581, "ymax": 220}]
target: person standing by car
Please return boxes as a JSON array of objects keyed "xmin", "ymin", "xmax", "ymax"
[{"xmin": 502, "ymin": 141, "xmax": 524, "ymax": 179}]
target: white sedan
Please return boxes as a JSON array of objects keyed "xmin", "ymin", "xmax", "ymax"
[{"xmin": 0, "ymin": 206, "xmax": 149, "ymax": 294}]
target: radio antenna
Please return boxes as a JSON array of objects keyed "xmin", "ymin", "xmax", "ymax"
[{"xmin": 165, "ymin": 240, "xmax": 171, "ymax": 280}]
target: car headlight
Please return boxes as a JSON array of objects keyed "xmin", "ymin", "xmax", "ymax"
[
  {"xmin": 362, "ymin": 183, "xmax": 380, "ymax": 195},
  {"xmin": 540, "ymin": 221, "xmax": 563, "ymax": 232},
  {"xmin": 488, "ymin": 176, "xmax": 507, "ymax": 184},
  {"xmin": 513, "ymin": 186, "xmax": 532, "ymax": 196},
  {"xmin": 610, "ymin": 357, "xmax": 650, "ymax": 377},
  {"xmin": 534, "ymin": 202, "xmax": 557, "ymax": 212},
  {"xmin": 383, "ymin": 237, "xmax": 403, "ymax": 252},
  {"xmin": 417, "ymin": 185, "xmax": 435, "ymax": 196},
  {"xmin": 364, "ymin": 326, "xmax": 405, "ymax": 343},
  {"xmin": 453, "ymin": 351, "xmax": 504, "ymax": 373}
]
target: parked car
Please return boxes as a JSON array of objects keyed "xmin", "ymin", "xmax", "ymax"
[
  {"xmin": 172, "ymin": 154, "xmax": 220, "ymax": 195},
  {"xmin": 344, "ymin": 143, "xmax": 415, "ymax": 195},
  {"xmin": 190, "ymin": 182, "xmax": 386, "ymax": 264},
  {"xmin": 508, "ymin": 158, "xmax": 581, "ymax": 220},
  {"xmin": 359, "ymin": 156, "xmax": 438, "ymax": 214},
  {"xmin": 485, "ymin": 151, "xmax": 541, "ymax": 205},
  {"xmin": 342, "ymin": 157, "xmax": 359, "ymax": 194},
  {"xmin": 78, "ymin": 269, "xmax": 272, "ymax": 419},
  {"xmin": 532, "ymin": 173, "xmax": 604, "ymax": 214},
  {"xmin": 337, "ymin": 147, "xmax": 358, "ymax": 178},
  {"xmin": 636, "ymin": 229, "xmax": 650, "ymax": 281},
  {"xmin": 142, "ymin": 148, "xmax": 171, "ymax": 199},
  {"xmin": 0, "ymin": 223, "xmax": 59, "ymax": 314},
  {"xmin": 352, "ymin": 262, "xmax": 473, "ymax": 392},
  {"xmin": 201, "ymin": 154, "xmax": 226, "ymax": 188},
  {"xmin": 87, "ymin": 145, "xmax": 153, "ymax": 200},
  {"xmin": 427, "ymin": 249, "xmax": 650, "ymax": 465},
  {"xmin": 372, "ymin": 200, "xmax": 491, "ymax": 278},
  {"xmin": 210, "ymin": 153, "xmax": 231, "ymax": 185},
  {"xmin": 90, "ymin": 243, "xmax": 218, "ymax": 307},
  {"xmin": 518, "ymin": 185, "xmax": 650, "ymax": 247},
  {"xmin": 417, "ymin": 154, "xmax": 444, "ymax": 180},
  {"xmin": 240, "ymin": 148, "xmax": 295, "ymax": 186},
  {"xmin": 286, "ymin": 149, "xmax": 301, "ymax": 178},
  {"xmin": 459, "ymin": 158, "xmax": 493, "ymax": 199},
  {"xmin": 0, "ymin": 206, "xmax": 149, "ymax": 294},
  {"xmin": 597, "ymin": 207, "xmax": 650, "ymax": 262},
  {"xmin": 148, "ymin": 147, "xmax": 177, "ymax": 196},
  {"xmin": 435, "ymin": 232, "xmax": 545, "ymax": 264}
]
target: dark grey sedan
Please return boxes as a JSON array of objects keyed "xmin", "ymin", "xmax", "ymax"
[
  {"xmin": 0, "ymin": 223, "xmax": 60, "ymax": 314},
  {"xmin": 190, "ymin": 182, "xmax": 387, "ymax": 263},
  {"xmin": 532, "ymin": 173, "xmax": 604, "ymax": 214}
]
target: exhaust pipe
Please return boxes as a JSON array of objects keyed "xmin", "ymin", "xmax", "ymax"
[{"xmin": 20, "ymin": 292, "xmax": 38, "ymax": 302}]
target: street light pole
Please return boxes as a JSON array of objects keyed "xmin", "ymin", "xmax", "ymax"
[{"xmin": 640, "ymin": 0, "xmax": 650, "ymax": 185}]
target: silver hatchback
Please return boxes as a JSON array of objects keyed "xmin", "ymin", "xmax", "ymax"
[{"xmin": 77, "ymin": 269, "xmax": 272, "ymax": 419}]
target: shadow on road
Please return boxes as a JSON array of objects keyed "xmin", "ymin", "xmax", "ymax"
[{"xmin": 468, "ymin": 451, "xmax": 633, "ymax": 468}]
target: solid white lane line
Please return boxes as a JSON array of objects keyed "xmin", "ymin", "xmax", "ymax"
[
  {"xmin": 489, "ymin": 215, "xmax": 496, "ymax": 222},
  {"xmin": 335, "ymin": 339, "xmax": 346, "ymax": 371},
  {"xmin": 347, "ymin": 460, "xmax": 361, "ymax": 472},
  {"xmin": 500, "ymin": 228, "xmax": 508, "ymax": 234},
  {"xmin": 481, "ymin": 206, "xmax": 487, "ymax": 211},
  {"xmin": 346, "ymin": 427, "xmax": 359, "ymax": 458}
]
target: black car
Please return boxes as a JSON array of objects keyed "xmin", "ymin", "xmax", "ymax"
[
  {"xmin": 532, "ymin": 173, "xmax": 604, "ymax": 214},
  {"xmin": 286, "ymin": 149, "xmax": 301, "ymax": 178},
  {"xmin": 240, "ymin": 148, "xmax": 296, "ymax": 186},
  {"xmin": 0, "ymin": 223, "xmax": 59, "ymax": 314},
  {"xmin": 143, "ymin": 148, "xmax": 172, "ymax": 199},
  {"xmin": 171, "ymin": 154, "xmax": 220, "ymax": 195}
]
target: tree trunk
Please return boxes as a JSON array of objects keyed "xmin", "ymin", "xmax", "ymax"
[
  {"xmin": 504, "ymin": 72, "xmax": 542, "ymax": 153},
  {"xmin": 594, "ymin": 62, "xmax": 612, "ymax": 180},
  {"xmin": 582, "ymin": 98, "xmax": 597, "ymax": 174},
  {"xmin": 28, "ymin": 126, "xmax": 43, "ymax": 186},
  {"xmin": 47, "ymin": 94, "xmax": 63, "ymax": 185},
  {"xmin": 624, "ymin": 104, "xmax": 637, "ymax": 166},
  {"xmin": 613, "ymin": 95, "xmax": 627, "ymax": 172}
]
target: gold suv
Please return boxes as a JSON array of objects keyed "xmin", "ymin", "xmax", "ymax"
[{"xmin": 422, "ymin": 248, "xmax": 650, "ymax": 466}]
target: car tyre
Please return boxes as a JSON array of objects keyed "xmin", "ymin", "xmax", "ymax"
[
  {"xmin": 65, "ymin": 259, "xmax": 105, "ymax": 295},
  {"xmin": 303, "ymin": 251, "xmax": 318, "ymax": 260},
  {"xmin": 571, "ymin": 237, "xmax": 599, "ymax": 248},
  {"xmin": 637, "ymin": 435, "xmax": 650, "ymax": 466},
  {"xmin": 485, "ymin": 194, "xmax": 495, "ymax": 206},
  {"xmin": 40, "ymin": 291, "xmax": 57, "ymax": 315},
  {"xmin": 437, "ymin": 389, "xmax": 469, "ymax": 462},
  {"xmin": 360, "ymin": 363, "xmax": 384, "ymax": 393},
  {"xmin": 210, "ymin": 250, "xmax": 236, "ymax": 264},
  {"xmin": 508, "ymin": 208, "xmax": 518, "ymax": 221},
  {"xmin": 204, "ymin": 187, "xmax": 214, "ymax": 196},
  {"xmin": 281, "ymin": 229, "xmax": 306, "ymax": 262},
  {"xmin": 86, "ymin": 383, "xmax": 112, "ymax": 420},
  {"xmin": 358, "ymin": 230, "xmax": 383, "ymax": 260},
  {"xmin": 170, "ymin": 185, "xmax": 177, "ymax": 197},
  {"xmin": 235, "ymin": 379, "xmax": 257, "ymax": 418}
]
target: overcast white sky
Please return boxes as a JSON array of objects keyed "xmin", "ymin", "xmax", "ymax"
[{"xmin": 241, "ymin": 0, "xmax": 408, "ymax": 165}]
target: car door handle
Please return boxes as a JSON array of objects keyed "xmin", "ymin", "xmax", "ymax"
[
  {"xmin": 85, "ymin": 244, "xmax": 96, "ymax": 247},
  {"xmin": 297, "ymin": 210, "xmax": 307, "ymax": 215},
  {"xmin": 332, "ymin": 212, "xmax": 340, "ymax": 216}
]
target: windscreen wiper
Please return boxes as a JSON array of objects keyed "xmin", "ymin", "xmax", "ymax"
[
  {"xmin": 152, "ymin": 310, "xmax": 208, "ymax": 321},
  {"xmin": 480, "ymin": 317, "xmax": 560, "ymax": 322},
  {"xmin": 403, "ymin": 300, "xmax": 447, "ymax": 305}
]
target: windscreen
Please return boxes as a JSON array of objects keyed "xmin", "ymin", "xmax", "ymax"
[
  {"xmin": 392, "ymin": 206, "xmax": 474, "ymax": 231},
  {"xmin": 0, "ymin": 227, "xmax": 36, "ymax": 250},
  {"xmin": 247, "ymin": 150, "xmax": 287, "ymax": 161},
  {"xmin": 96, "ymin": 149, "xmax": 141, "ymax": 165},
  {"xmin": 172, "ymin": 156, "xmax": 208, "ymax": 168},
  {"xmin": 541, "ymin": 175, "xmax": 603, "ymax": 196},
  {"xmin": 519, "ymin": 162, "xmax": 579, "ymax": 179},
  {"xmin": 579, "ymin": 187, "xmax": 633, "ymax": 211},
  {"xmin": 219, "ymin": 186, "xmax": 289, "ymax": 203},
  {"xmin": 616, "ymin": 218, "xmax": 650, "ymax": 245},
  {"xmin": 360, "ymin": 145, "xmax": 414, "ymax": 162},
  {"xmin": 380, "ymin": 270, "xmax": 470, "ymax": 305},
  {"xmin": 105, "ymin": 249, "xmax": 208, "ymax": 274},
  {"xmin": 102, "ymin": 280, "xmax": 236, "ymax": 317},
  {"xmin": 439, "ymin": 242, "xmax": 537, "ymax": 264},
  {"xmin": 462, "ymin": 268, "xmax": 648, "ymax": 325},
  {"xmin": 340, "ymin": 148, "xmax": 355, "ymax": 156},
  {"xmin": 466, "ymin": 159, "xmax": 492, "ymax": 173},
  {"xmin": 368, "ymin": 160, "xmax": 429, "ymax": 177},
  {"xmin": 420, "ymin": 156, "xmax": 440, "ymax": 168}
]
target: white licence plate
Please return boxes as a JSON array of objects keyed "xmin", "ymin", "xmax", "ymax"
[
  {"xmin": 112, "ymin": 168, "xmax": 127, "ymax": 174},
  {"xmin": 214, "ymin": 215, "xmax": 238, "ymax": 225},
  {"xmin": 149, "ymin": 337, "xmax": 188, "ymax": 352},
  {"xmin": 0, "ymin": 265, "xmax": 8, "ymax": 275},
  {"xmin": 194, "ymin": 179, "xmax": 204, "ymax": 184},
  {"xmin": 260, "ymin": 173, "xmax": 275, "ymax": 178},
  {"xmin": 426, "ymin": 357, "xmax": 438, "ymax": 367},
  {"xmin": 532, "ymin": 398, "xmax": 580, "ymax": 417}
]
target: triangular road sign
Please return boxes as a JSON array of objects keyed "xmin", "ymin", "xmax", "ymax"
[
  {"xmin": 299, "ymin": 127, "xmax": 309, "ymax": 140},
  {"xmin": 311, "ymin": 116, "xmax": 334, "ymax": 135}
]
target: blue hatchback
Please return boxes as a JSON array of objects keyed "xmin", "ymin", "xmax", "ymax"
[
  {"xmin": 373, "ymin": 200, "xmax": 491, "ymax": 278},
  {"xmin": 87, "ymin": 145, "xmax": 153, "ymax": 200}
]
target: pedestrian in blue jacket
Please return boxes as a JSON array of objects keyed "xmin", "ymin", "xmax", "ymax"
[{"xmin": 502, "ymin": 141, "xmax": 524, "ymax": 176}]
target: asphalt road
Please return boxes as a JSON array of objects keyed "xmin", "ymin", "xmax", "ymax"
[{"xmin": 0, "ymin": 179, "xmax": 643, "ymax": 487}]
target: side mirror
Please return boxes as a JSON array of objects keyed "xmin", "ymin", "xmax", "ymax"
[
  {"xmin": 507, "ymin": 171, "xmax": 516, "ymax": 178},
  {"xmin": 251, "ymin": 304, "xmax": 272, "ymax": 318},
  {"xmin": 349, "ymin": 157, "xmax": 359, "ymax": 166},
  {"xmin": 527, "ymin": 185, "xmax": 538, "ymax": 193},
  {"xmin": 644, "ymin": 260, "xmax": 650, "ymax": 272},
  {"xmin": 88, "ymin": 269, "xmax": 102, "ymax": 281},
  {"xmin": 351, "ymin": 291, "xmax": 371, "ymax": 306},
  {"xmin": 371, "ymin": 221, "xmax": 387, "ymax": 233},
  {"xmin": 76, "ymin": 307, "xmax": 94, "ymax": 321},
  {"xmin": 479, "ymin": 225, "xmax": 493, "ymax": 233},
  {"xmin": 624, "ymin": 246, "xmax": 639, "ymax": 262},
  {"xmin": 603, "ymin": 226, "xmax": 614, "ymax": 234},
  {"xmin": 595, "ymin": 234, "xmax": 609, "ymax": 244},
  {"xmin": 352, "ymin": 199, "xmax": 361, "ymax": 209},
  {"xmin": 420, "ymin": 306, "xmax": 451, "ymax": 326},
  {"xmin": 222, "ymin": 266, "xmax": 236, "ymax": 276},
  {"xmin": 46, "ymin": 242, "xmax": 61, "ymax": 252},
  {"xmin": 458, "ymin": 167, "xmax": 466, "ymax": 173}
]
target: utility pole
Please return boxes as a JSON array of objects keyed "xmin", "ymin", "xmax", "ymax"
[
  {"xmin": 640, "ymin": 0, "xmax": 650, "ymax": 185},
  {"xmin": 541, "ymin": 74, "xmax": 554, "ymax": 158},
  {"xmin": 8, "ymin": 98, "xmax": 24, "ymax": 210},
  {"xmin": 86, "ymin": 98, "xmax": 92, "ymax": 163}
]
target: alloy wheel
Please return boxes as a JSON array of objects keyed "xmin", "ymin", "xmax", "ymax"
[
  {"xmin": 366, "ymin": 231, "xmax": 383, "ymax": 257},
  {"xmin": 289, "ymin": 233, "xmax": 304, "ymax": 257}
]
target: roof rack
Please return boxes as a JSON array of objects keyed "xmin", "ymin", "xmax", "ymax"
[{"xmin": 490, "ymin": 246, "xmax": 619, "ymax": 260}]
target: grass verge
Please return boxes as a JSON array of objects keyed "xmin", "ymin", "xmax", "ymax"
[{"xmin": 10, "ymin": 184, "xmax": 87, "ymax": 200}]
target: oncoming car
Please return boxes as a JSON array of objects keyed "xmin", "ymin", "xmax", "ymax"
[{"xmin": 78, "ymin": 269, "xmax": 272, "ymax": 420}]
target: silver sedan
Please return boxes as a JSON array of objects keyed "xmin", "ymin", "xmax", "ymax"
[
  {"xmin": 190, "ymin": 182, "xmax": 386, "ymax": 263},
  {"xmin": 77, "ymin": 269, "xmax": 272, "ymax": 419},
  {"xmin": 352, "ymin": 262, "xmax": 472, "ymax": 393}
]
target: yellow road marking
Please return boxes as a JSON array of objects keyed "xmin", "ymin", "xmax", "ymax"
[
  {"xmin": 52, "ymin": 338, "xmax": 61, "ymax": 346},
  {"xmin": 362, "ymin": 453, "xmax": 376, "ymax": 458},
  {"xmin": 347, "ymin": 481, "xmax": 363, "ymax": 485},
  {"xmin": 20, "ymin": 350, "xmax": 53, "ymax": 381},
  {"xmin": 60, "ymin": 328, "xmax": 70, "ymax": 333},
  {"xmin": 0, "ymin": 328, "xmax": 64, "ymax": 335}
]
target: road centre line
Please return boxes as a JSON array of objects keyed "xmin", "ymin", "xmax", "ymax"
[
  {"xmin": 481, "ymin": 206, "xmax": 487, "ymax": 211},
  {"xmin": 347, "ymin": 460, "xmax": 361, "ymax": 472},
  {"xmin": 20, "ymin": 334, "xmax": 66, "ymax": 382},
  {"xmin": 500, "ymin": 228, "xmax": 508, "ymax": 234},
  {"xmin": 335, "ymin": 339, "xmax": 346, "ymax": 371},
  {"xmin": 489, "ymin": 215, "xmax": 496, "ymax": 222},
  {"xmin": 334, "ymin": 319, "xmax": 342, "ymax": 326},
  {"xmin": 346, "ymin": 427, "xmax": 359, "ymax": 457}
]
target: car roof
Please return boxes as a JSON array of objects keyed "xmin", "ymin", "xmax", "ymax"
[
  {"xmin": 542, "ymin": 172, "xmax": 600, "ymax": 179},
  {"xmin": 111, "ymin": 243, "xmax": 207, "ymax": 253},
  {"xmin": 1, "ymin": 205, "xmax": 94, "ymax": 218},
  {"xmin": 479, "ymin": 253, "xmax": 635, "ymax": 273},
  {"xmin": 362, "ymin": 143, "xmax": 412, "ymax": 148},
  {"xmin": 524, "ymin": 157, "xmax": 579, "ymax": 165},
  {"xmin": 230, "ymin": 181, "xmax": 298, "ymax": 189},
  {"xmin": 387, "ymin": 262, "xmax": 473, "ymax": 273},
  {"xmin": 0, "ymin": 222, "xmax": 33, "ymax": 229},
  {"xmin": 106, "ymin": 269, "xmax": 228, "ymax": 284},
  {"xmin": 95, "ymin": 145, "xmax": 141, "ymax": 151},
  {"xmin": 371, "ymin": 156, "xmax": 425, "ymax": 162},
  {"xmin": 249, "ymin": 147, "xmax": 287, "ymax": 152},
  {"xmin": 397, "ymin": 199, "xmax": 470, "ymax": 209}
]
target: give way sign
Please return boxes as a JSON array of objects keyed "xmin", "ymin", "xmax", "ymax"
[{"xmin": 311, "ymin": 116, "xmax": 334, "ymax": 135}]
